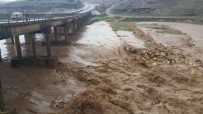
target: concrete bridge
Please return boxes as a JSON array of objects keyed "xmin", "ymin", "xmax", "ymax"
[{"xmin": 0, "ymin": 12, "xmax": 91, "ymax": 68}]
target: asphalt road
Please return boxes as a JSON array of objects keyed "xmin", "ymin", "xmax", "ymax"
[{"xmin": 0, "ymin": 3, "xmax": 94, "ymax": 24}]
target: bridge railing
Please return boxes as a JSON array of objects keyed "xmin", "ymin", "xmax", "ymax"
[{"xmin": 0, "ymin": 12, "xmax": 82, "ymax": 24}]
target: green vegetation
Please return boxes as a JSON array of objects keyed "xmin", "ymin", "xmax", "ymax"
[
  {"xmin": 116, "ymin": 15, "xmax": 203, "ymax": 20},
  {"xmin": 120, "ymin": 14, "xmax": 203, "ymax": 19},
  {"xmin": 110, "ymin": 20, "xmax": 132, "ymax": 31},
  {"xmin": 85, "ymin": 16, "xmax": 131, "ymax": 31},
  {"xmin": 85, "ymin": 16, "xmax": 112, "ymax": 25}
]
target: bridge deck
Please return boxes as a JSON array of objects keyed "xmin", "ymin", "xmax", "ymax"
[{"xmin": 0, "ymin": 14, "xmax": 86, "ymax": 40}]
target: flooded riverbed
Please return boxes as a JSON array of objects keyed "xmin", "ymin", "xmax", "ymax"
[
  {"xmin": 0, "ymin": 21, "xmax": 145, "ymax": 114},
  {"xmin": 0, "ymin": 21, "xmax": 202, "ymax": 114}
]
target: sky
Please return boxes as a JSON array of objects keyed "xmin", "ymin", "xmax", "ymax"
[{"xmin": 0, "ymin": 0, "xmax": 16, "ymax": 2}]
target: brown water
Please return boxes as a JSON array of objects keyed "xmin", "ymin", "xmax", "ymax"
[
  {"xmin": 1, "ymin": 21, "xmax": 202, "ymax": 114},
  {"xmin": 0, "ymin": 21, "xmax": 145, "ymax": 114}
]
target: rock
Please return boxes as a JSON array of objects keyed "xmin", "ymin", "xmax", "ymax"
[
  {"xmin": 153, "ymin": 57, "xmax": 157, "ymax": 60},
  {"xmin": 188, "ymin": 42, "xmax": 195, "ymax": 47},
  {"xmin": 189, "ymin": 61, "xmax": 193, "ymax": 65},
  {"xmin": 175, "ymin": 59, "xmax": 180, "ymax": 64},
  {"xmin": 198, "ymin": 66, "xmax": 203, "ymax": 72},
  {"xmin": 160, "ymin": 52, "xmax": 166, "ymax": 57},
  {"xmin": 185, "ymin": 60, "xmax": 189, "ymax": 65},
  {"xmin": 152, "ymin": 62, "xmax": 158, "ymax": 65},
  {"xmin": 166, "ymin": 61, "xmax": 171, "ymax": 64},
  {"xmin": 195, "ymin": 59, "xmax": 201, "ymax": 64},
  {"xmin": 191, "ymin": 70, "xmax": 195, "ymax": 75}
]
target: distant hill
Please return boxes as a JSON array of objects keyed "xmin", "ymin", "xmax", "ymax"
[
  {"xmin": 112, "ymin": 0, "xmax": 203, "ymax": 16},
  {"xmin": 0, "ymin": 0, "xmax": 83, "ymax": 13},
  {"xmin": 84, "ymin": 0, "xmax": 119, "ymax": 3}
]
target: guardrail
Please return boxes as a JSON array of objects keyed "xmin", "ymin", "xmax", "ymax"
[{"xmin": 0, "ymin": 12, "xmax": 81, "ymax": 24}]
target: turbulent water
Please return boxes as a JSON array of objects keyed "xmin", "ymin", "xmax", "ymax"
[
  {"xmin": 0, "ymin": 21, "xmax": 203, "ymax": 114},
  {"xmin": 0, "ymin": 21, "xmax": 144, "ymax": 113}
]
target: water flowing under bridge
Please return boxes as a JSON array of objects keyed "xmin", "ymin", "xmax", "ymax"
[{"xmin": 0, "ymin": 6, "xmax": 93, "ymax": 68}]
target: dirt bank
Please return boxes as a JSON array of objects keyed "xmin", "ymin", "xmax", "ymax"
[
  {"xmin": 136, "ymin": 22, "xmax": 203, "ymax": 61},
  {"xmin": 124, "ymin": 18, "xmax": 203, "ymax": 25},
  {"xmin": 0, "ymin": 21, "xmax": 202, "ymax": 114}
]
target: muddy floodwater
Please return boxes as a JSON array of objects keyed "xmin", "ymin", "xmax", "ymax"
[
  {"xmin": 0, "ymin": 21, "xmax": 203, "ymax": 114},
  {"xmin": 0, "ymin": 21, "xmax": 144, "ymax": 113}
]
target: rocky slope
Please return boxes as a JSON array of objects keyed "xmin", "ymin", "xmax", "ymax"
[{"xmin": 112, "ymin": 0, "xmax": 203, "ymax": 16}]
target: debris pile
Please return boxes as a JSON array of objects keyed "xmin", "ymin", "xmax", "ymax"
[
  {"xmin": 126, "ymin": 23, "xmax": 201, "ymax": 65},
  {"xmin": 125, "ymin": 45, "xmax": 195, "ymax": 65}
]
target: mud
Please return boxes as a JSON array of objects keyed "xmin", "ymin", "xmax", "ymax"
[
  {"xmin": 0, "ymin": 21, "xmax": 203, "ymax": 114},
  {"xmin": 136, "ymin": 22, "xmax": 203, "ymax": 61}
]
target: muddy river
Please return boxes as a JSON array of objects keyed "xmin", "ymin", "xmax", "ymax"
[
  {"xmin": 0, "ymin": 21, "xmax": 144, "ymax": 113},
  {"xmin": 0, "ymin": 21, "xmax": 202, "ymax": 114}
]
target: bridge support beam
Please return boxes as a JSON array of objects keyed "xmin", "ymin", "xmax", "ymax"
[
  {"xmin": 24, "ymin": 34, "xmax": 32, "ymax": 44},
  {"xmin": 64, "ymin": 25, "xmax": 69, "ymax": 42},
  {"xmin": 11, "ymin": 32, "xmax": 57, "ymax": 68},
  {"xmin": 0, "ymin": 49, "xmax": 2, "ymax": 62},
  {"xmin": 68, "ymin": 22, "xmax": 76, "ymax": 35},
  {"xmin": 44, "ymin": 28, "xmax": 52, "ymax": 57},
  {"xmin": 14, "ymin": 36, "xmax": 22, "ymax": 58},
  {"xmin": 54, "ymin": 27, "xmax": 58, "ymax": 41},
  {"xmin": 58, "ymin": 27, "xmax": 64, "ymax": 35},
  {"xmin": 77, "ymin": 20, "xmax": 82, "ymax": 30},
  {"xmin": 30, "ymin": 34, "xmax": 37, "ymax": 58}
]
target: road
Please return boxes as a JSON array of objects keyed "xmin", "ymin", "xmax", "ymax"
[
  {"xmin": 105, "ymin": 5, "xmax": 117, "ymax": 17},
  {"xmin": 0, "ymin": 3, "xmax": 94, "ymax": 24}
]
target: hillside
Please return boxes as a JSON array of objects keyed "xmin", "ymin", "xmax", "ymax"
[
  {"xmin": 112, "ymin": 0, "xmax": 203, "ymax": 16},
  {"xmin": 84, "ymin": 0, "xmax": 119, "ymax": 3},
  {"xmin": 0, "ymin": 0, "xmax": 83, "ymax": 13}
]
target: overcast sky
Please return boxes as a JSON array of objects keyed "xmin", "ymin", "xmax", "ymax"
[{"xmin": 0, "ymin": 0, "xmax": 16, "ymax": 2}]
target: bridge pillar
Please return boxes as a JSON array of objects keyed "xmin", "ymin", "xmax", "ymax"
[
  {"xmin": 0, "ymin": 80, "xmax": 6, "ymax": 112},
  {"xmin": 0, "ymin": 49, "xmax": 2, "ymax": 62},
  {"xmin": 44, "ymin": 28, "xmax": 52, "ymax": 57},
  {"xmin": 11, "ymin": 32, "xmax": 57, "ymax": 68},
  {"xmin": 76, "ymin": 20, "xmax": 81, "ymax": 30},
  {"xmin": 74, "ymin": 21, "xmax": 78, "ymax": 31},
  {"xmin": 30, "ymin": 34, "xmax": 37, "ymax": 58},
  {"xmin": 14, "ymin": 36, "xmax": 22, "ymax": 58},
  {"xmin": 64, "ymin": 25, "xmax": 69, "ymax": 42},
  {"xmin": 78, "ymin": 20, "xmax": 82, "ymax": 29},
  {"xmin": 24, "ymin": 34, "xmax": 32, "ymax": 44},
  {"xmin": 58, "ymin": 27, "xmax": 64, "ymax": 34},
  {"xmin": 54, "ymin": 27, "xmax": 58, "ymax": 41},
  {"xmin": 81, "ymin": 18, "xmax": 85, "ymax": 27},
  {"xmin": 69, "ymin": 22, "xmax": 76, "ymax": 34}
]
